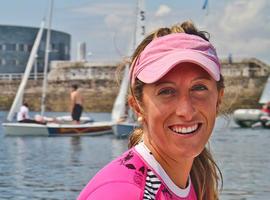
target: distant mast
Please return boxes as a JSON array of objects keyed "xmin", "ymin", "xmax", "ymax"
[
  {"xmin": 133, "ymin": 0, "xmax": 145, "ymax": 53},
  {"xmin": 41, "ymin": 0, "xmax": 53, "ymax": 116},
  {"xmin": 111, "ymin": 0, "xmax": 146, "ymax": 122}
]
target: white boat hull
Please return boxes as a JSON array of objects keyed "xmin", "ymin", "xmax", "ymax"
[
  {"xmin": 2, "ymin": 121, "xmax": 113, "ymax": 136},
  {"xmin": 112, "ymin": 122, "xmax": 139, "ymax": 138},
  {"xmin": 233, "ymin": 109, "xmax": 263, "ymax": 127},
  {"xmin": 2, "ymin": 123, "xmax": 49, "ymax": 136}
]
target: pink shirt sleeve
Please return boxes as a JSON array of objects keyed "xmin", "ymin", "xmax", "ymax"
[{"xmin": 77, "ymin": 181, "xmax": 142, "ymax": 200}]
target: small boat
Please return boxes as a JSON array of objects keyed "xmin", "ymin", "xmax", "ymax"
[
  {"xmin": 233, "ymin": 76, "xmax": 270, "ymax": 128},
  {"xmin": 112, "ymin": 121, "xmax": 139, "ymax": 138},
  {"xmin": 2, "ymin": 121, "xmax": 113, "ymax": 137},
  {"xmin": 233, "ymin": 109, "xmax": 263, "ymax": 127}
]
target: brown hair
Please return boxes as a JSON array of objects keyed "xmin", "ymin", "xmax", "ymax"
[{"xmin": 128, "ymin": 21, "xmax": 223, "ymax": 200}]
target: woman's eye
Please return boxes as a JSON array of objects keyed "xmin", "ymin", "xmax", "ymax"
[
  {"xmin": 158, "ymin": 88, "xmax": 176, "ymax": 96},
  {"xmin": 191, "ymin": 85, "xmax": 208, "ymax": 91}
]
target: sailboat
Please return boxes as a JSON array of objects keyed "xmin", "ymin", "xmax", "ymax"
[
  {"xmin": 2, "ymin": 0, "xmax": 113, "ymax": 136},
  {"xmin": 111, "ymin": 0, "xmax": 145, "ymax": 137},
  {"xmin": 233, "ymin": 75, "xmax": 270, "ymax": 128}
]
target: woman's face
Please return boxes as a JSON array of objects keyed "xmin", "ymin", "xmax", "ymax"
[{"xmin": 141, "ymin": 63, "xmax": 223, "ymax": 160}]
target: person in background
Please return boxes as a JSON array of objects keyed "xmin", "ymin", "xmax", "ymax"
[
  {"xmin": 260, "ymin": 101, "xmax": 270, "ymax": 127},
  {"xmin": 261, "ymin": 101, "xmax": 270, "ymax": 115},
  {"xmin": 70, "ymin": 84, "xmax": 84, "ymax": 124},
  {"xmin": 77, "ymin": 21, "xmax": 224, "ymax": 200},
  {"xmin": 17, "ymin": 102, "xmax": 45, "ymax": 124},
  {"xmin": 17, "ymin": 102, "xmax": 30, "ymax": 122}
]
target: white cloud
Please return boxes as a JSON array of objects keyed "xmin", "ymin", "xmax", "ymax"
[
  {"xmin": 200, "ymin": 0, "xmax": 270, "ymax": 63},
  {"xmin": 219, "ymin": 0, "xmax": 267, "ymax": 34},
  {"xmin": 155, "ymin": 4, "xmax": 171, "ymax": 17},
  {"xmin": 68, "ymin": 0, "xmax": 270, "ymax": 63}
]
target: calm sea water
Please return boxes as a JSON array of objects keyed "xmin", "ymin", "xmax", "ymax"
[{"xmin": 0, "ymin": 111, "xmax": 269, "ymax": 200}]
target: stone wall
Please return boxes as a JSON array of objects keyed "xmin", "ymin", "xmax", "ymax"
[
  {"xmin": 221, "ymin": 76, "xmax": 268, "ymax": 113},
  {"xmin": 0, "ymin": 79, "xmax": 119, "ymax": 112},
  {"xmin": 0, "ymin": 59, "xmax": 269, "ymax": 113},
  {"xmin": 0, "ymin": 75, "xmax": 268, "ymax": 113}
]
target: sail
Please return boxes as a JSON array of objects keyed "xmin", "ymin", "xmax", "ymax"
[
  {"xmin": 111, "ymin": 65, "xmax": 130, "ymax": 122},
  {"xmin": 259, "ymin": 76, "xmax": 270, "ymax": 104},
  {"xmin": 7, "ymin": 20, "xmax": 45, "ymax": 121},
  {"xmin": 111, "ymin": 0, "xmax": 145, "ymax": 123}
]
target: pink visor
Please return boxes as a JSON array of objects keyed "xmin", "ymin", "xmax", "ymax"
[{"xmin": 131, "ymin": 33, "xmax": 221, "ymax": 85}]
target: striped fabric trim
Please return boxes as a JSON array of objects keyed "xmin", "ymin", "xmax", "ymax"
[
  {"xmin": 135, "ymin": 142, "xmax": 191, "ymax": 198},
  {"xmin": 143, "ymin": 169, "xmax": 161, "ymax": 200}
]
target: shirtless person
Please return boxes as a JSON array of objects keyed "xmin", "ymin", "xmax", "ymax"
[{"xmin": 70, "ymin": 84, "xmax": 83, "ymax": 124}]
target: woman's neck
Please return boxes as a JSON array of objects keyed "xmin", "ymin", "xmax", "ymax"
[{"xmin": 143, "ymin": 138, "xmax": 193, "ymax": 189}]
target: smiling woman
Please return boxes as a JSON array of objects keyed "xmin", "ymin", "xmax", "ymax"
[{"xmin": 77, "ymin": 21, "xmax": 225, "ymax": 200}]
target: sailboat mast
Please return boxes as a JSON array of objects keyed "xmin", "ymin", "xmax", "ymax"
[
  {"xmin": 136, "ymin": 0, "xmax": 145, "ymax": 48},
  {"xmin": 41, "ymin": 0, "xmax": 53, "ymax": 116},
  {"xmin": 111, "ymin": 0, "xmax": 145, "ymax": 122},
  {"xmin": 132, "ymin": 0, "xmax": 145, "ymax": 53}
]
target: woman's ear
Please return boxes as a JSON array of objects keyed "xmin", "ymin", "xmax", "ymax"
[
  {"xmin": 217, "ymin": 88, "xmax": 224, "ymax": 109},
  {"xmin": 128, "ymin": 95, "xmax": 143, "ymax": 117}
]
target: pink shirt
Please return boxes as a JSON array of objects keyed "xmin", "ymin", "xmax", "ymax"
[{"xmin": 77, "ymin": 143, "xmax": 197, "ymax": 200}]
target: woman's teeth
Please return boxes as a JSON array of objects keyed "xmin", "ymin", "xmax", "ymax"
[{"xmin": 170, "ymin": 124, "xmax": 199, "ymax": 134}]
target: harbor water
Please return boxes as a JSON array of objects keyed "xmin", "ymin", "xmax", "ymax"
[{"xmin": 0, "ymin": 111, "xmax": 269, "ymax": 200}]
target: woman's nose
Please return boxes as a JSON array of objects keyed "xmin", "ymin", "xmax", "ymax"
[{"xmin": 175, "ymin": 95, "xmax": 196, "ymax": 121}]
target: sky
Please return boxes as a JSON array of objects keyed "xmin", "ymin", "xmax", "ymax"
[{"xmin": 0, "ymin": 0, "xmax": 269, "ymax": 64}]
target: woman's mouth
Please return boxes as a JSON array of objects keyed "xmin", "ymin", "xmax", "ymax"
[{"xmin": 169, "ymin": 123, "xmax": 201, "ymax": 135}]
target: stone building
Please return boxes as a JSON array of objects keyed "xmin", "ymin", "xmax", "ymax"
[
  {"xmin": 221, "ymin": 58, "xmax": 269, "ymax": 78},
  {"xmin": 0, "ymin": 25, "xmax": 70, "ymax": 74}
]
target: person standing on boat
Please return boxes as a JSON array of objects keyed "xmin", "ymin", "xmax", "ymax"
[
  {"xmin": 70, "ymin": 84, "xmax": 84, "ymax": 124},
  {"xmin": 77, "ymin": 21, "xmax": 224, "ymax": 200}
]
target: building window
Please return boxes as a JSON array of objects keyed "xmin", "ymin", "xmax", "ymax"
[
  {"xmin": 9, "ymin": 59, "xmax": 17, "ymax": 66},
  {"xmin": 50, "ymin": 43, "xmax": 58, "ymax": 53},
  {"xmin": 5, "ymin": 43, "xmax": 16, "ymax": 51},
  {"xmin": 52, "ymin": 43, "xmax": 56, "ymax": 51}
]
